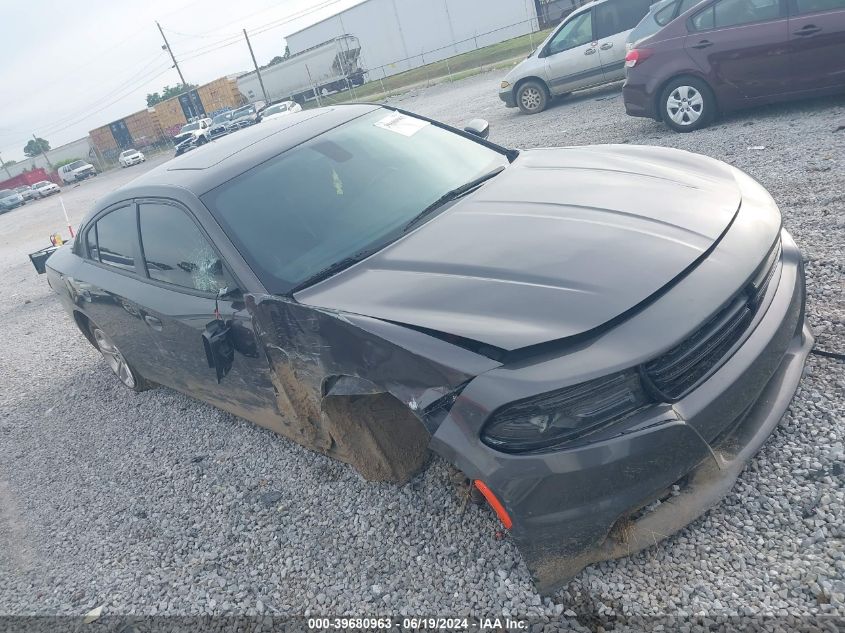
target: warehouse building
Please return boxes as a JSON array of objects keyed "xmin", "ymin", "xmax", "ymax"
[{"xmin": 283, "ymin": 0, "xmax": 544, "ymax": 80}]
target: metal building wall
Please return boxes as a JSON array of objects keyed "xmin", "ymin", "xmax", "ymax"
[{"xmin": 285, "ymin": 0, "xmax": 539, "ymax": 79}]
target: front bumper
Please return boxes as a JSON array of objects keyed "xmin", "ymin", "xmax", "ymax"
[
  {"xmin": 432, "ymin": 230, "xmax": 811, "ymax": 593},
  {"xmin": 499, "ymin": 87, "xmax": 516, "ymax": 108}
]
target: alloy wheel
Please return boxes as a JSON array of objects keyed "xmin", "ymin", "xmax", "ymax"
[
  {"xmin": 92, "ymin": 327, "xmax": 136, "ymax": 389},
  {"xmin": 666, "ymin": 86, "xmax": 703, "ymax": 126},
  {"xmin": 520, "ymin": 87, "xmax": 542, "ymax": 112}
]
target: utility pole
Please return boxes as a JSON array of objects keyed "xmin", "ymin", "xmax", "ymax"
[
  {"xmin": 243, "ymin": 29, "xmax": 269, "ymax": 104},
  {"xmin": 156, "ymin": 21, "xmax": 187, "ymax": 87},
  {"xmin": 32, "ymin": 135, "xmax": 53, "ymax": 170},
  {"xmin": 0, "ymin": 153, "xmax": 11, "ymax": 179}
]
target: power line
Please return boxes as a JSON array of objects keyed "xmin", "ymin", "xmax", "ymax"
[
  {"xmin": 30, "ymin": 65, "xmax": 174, "ymax": 140},
  {"xmin": 174, "ymin": 0, "xmax": 346, "ymax": 63},
  {"xmin": 38, "ymin": 53, "xmax": 168, "ymax": 134}
]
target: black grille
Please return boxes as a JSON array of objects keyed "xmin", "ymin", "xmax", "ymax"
[{"xmin": 642, "ymin": 240, "xmax": 781, "ymax": 400}]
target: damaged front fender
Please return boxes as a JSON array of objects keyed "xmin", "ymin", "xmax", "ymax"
[{"xmin": 245, "ymin": 293, "xmax": 500, "ymax": 483}]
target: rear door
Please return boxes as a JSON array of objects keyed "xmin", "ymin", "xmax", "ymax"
[
  {"xmin": 595, "ymin": 0, "xmax": 654, "ymax": 79},
  {"xmin": 788, "ymin": 0, "xmax": 845, "ymax": 91},
  {"xmin": 542, "ymin": 8, "xmax": 603, "ymax": 94},
  {"xmin": 74, "ymin": 204, "xmax": 157, "ymax": 378},
  {"xmin": 686, "ymin": 0, "xmax": 791, "ymax": 99}
]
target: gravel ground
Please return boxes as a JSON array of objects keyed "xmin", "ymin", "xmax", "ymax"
[{"xmin": 0, "ymin": 72, "xmax": 843, "ymax": 628}]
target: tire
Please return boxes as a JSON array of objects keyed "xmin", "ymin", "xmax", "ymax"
[
  {"xmin": 89, "ymin": 323, "xmax": 153, "ymax": 392},
  {"xmin": 516, "ymin": 80, "xmax": 549, "ymax": 115},
  {"xmin": 197, "ymin": 136, "xmax": 207, "ymax": 146},
  {"xmin": 659, "ymin": 76, "xmax": 715, "ymax": 133}
]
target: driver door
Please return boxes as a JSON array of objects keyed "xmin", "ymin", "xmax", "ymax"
[{"xmin": 543, "ymin": 9, "xmax": 603, "ymax": 95}]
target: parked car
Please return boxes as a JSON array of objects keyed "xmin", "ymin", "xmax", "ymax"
[
  {"xmin": 173, "ymin": 118, "xmax": 212, "ymax": 156},
  {"xmin": 58, "ymin": 160, "xmax": 97, "ymax": 184},
  {"xmin": 499, "ymin": 0, "xmax": 654, "ymax": 113},
  {"xmin": 627, "ymin": 0, "xmax": 705, "ymax": 49},
  {"xmin": 45, "ymin": 104, "xmax": 812, "ymax": 593},
  {"xmin": 15, "ymin": 185, "xmax": 39, "ymax": 201},
  {"xmin": 623, "ymin": 0, "xmax": 845, "ymax": 131},
  {"xmin": 118, "ymin": 149, "xmax": 145, "ymax": 167},
  {"xmin": 31, "ymin": 180, "xmax": 61, "ymax": 198},
  {"xmin": 209, "ymin": 111, "xmax": 235, "ymax": 140},
  {"xmin": 230, "ymin": 104, "xmax": 262, "ymax": 129},
  {"xmin": 261, "ymin": 100, "xmax": 303, "ymax": 121},
  {"xmin": 0, "ymin": 188, "xmax": 25, "ymax": 212}
]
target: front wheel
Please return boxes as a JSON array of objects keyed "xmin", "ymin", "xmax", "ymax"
[
  {"xmin": 659, "ymin": 77, "xmax": 715, "ymax": 132},
  {"xmin": 90, "ymin": 324, "xmax": 153, "ymax": 392},
  {"xmin": 516, "ymin": 80, "xmax": 549, "ymax": 115}
]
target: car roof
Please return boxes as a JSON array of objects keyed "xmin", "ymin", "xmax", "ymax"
[{"xmin": 92, "ymin": 104, "xmax": 382, "ymax": 214}]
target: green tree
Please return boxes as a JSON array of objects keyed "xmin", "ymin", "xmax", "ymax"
[
  {"xmin": 24, "ymin": 137, "xmax": 50, "ymax": 158},
  {"xmin": 146, "ymin": 83, "xmax": 198, "ymax": 107},
  {"xmin": 261, "ymin": 55, "xmax": 285, "ymax": 70}
]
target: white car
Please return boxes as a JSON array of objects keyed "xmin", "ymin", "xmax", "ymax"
[
  {"xmin": 32, "ymin": 180, "xmax": 61, "ymax": 198},
  {"xmin": 261, "ymin": 101, "xmax": 302, "ymax": 121},
  {"xmin": 58, "ymin": 160, "xmax": 97, "ymax": 184},
  {"xmin": 118, "ymin": 149, "xmax": 145, "ymax": 167}
]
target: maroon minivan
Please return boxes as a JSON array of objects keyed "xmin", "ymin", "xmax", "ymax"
[{"xmin": 623, "ymin": 0, "xmax": 845, "ymax": 131}]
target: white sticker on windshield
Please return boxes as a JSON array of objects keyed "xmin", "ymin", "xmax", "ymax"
[{"xmin": 374, "ymin": 112, "xmax": 430, "ymax": 136}]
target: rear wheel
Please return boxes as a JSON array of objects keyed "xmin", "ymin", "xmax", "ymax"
[
  {"xmin": 90, "ymin": 324, "xmax": 152, "ymax": 392},
  {"xmin": 516, "ymin": 80, "xmax": 549, "ymax": 114},
  {"xmin": 659, "ymin": 77, "xmax": 715, "ymax": 132}
]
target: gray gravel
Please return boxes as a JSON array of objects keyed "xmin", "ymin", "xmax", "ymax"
[{"xmin": 0, "ymin": 71, "xmax": 843, "ymax": 624}]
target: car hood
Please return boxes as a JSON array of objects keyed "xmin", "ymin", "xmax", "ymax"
[{"xmin": 295, "ymin": 145, "xmax": 743, "ymax": 351}]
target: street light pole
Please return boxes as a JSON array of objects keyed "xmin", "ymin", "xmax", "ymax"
[
  {"xmin": 156, "ymin": 21, "xmax": 188, "ymax": 87},
  {"xmin": 0, "ymin": 153, "xmax": 11, "ymax": 179},
  {"xmin": 244, "ymin": 29, "xmax": 269, "ymax": 104}
]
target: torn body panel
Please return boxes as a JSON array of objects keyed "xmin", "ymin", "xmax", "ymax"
[{"xmin": 244, "ymin": 293, "xmax": 499, "ymax": 483}]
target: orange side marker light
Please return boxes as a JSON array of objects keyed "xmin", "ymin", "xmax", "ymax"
[{"xmin": 473, "ymin": 480, "xmax": 513, "ymax": 530}]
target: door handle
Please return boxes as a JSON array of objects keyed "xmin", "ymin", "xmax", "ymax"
[
  {"xmin": 144, "ymin": 314, "xmax": 163, "ymax": 331},
  {"xmin": 691, "ymin": 39, "xmax": 713, "ymax": 49},
  {"xmin": 585, "ymin": 47, "xmax": 597, "ymax": 55},
  {"xmin": 600, "ymin": 42, "xmax": 613, "ymax": 50},
  {"xmin": 794, "ymin": 24, "xmax": 821, "ymax": 36}
]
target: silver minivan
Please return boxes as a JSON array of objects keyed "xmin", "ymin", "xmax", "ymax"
[{"xmin": 499, "ymin": 0, "xmax": 654, "ymax": 114}]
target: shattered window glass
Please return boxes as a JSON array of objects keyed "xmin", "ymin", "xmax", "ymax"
[{"xmin": 139, "ymin": 203, "xmax": 231, "ymax": 293}]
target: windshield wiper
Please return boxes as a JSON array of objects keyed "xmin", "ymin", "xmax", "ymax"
[
  {"xmin": 289, "ymin": 246, "xmax": 381, "ymax": 295},
  {"xmin": 403, "ymin": 166, "xmax": 506, "ymax": 233}
]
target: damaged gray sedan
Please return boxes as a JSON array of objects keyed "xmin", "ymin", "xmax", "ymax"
[{"xmin": 46, "ymin": 104, "xmax": 813, "ymax": 593}]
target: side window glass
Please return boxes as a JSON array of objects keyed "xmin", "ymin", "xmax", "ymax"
[
  {"xmin": 547, "ymin": 11, "xmax": 594, "ymax": 55},
  {"xmin": 139, "ymin": 203, "xmax": 231, "ymax": 293},
  {"xmin": 86, "ymin": 225, "xmax": 98, "ymax": 261},
  {"xmin": 656, "ymin": 0, "xmax": 681, "ymax": 26},
  {"xmin": 714, "ymin": 0, "xmax": 783, "ymax": 27},
  {"xmin": 691, "ymin": 4, "xmax": 716, "ymax": 28},
  {"xmin": 794, "ymin": 0, "xmax": 845, "ymax": 12},
  {"xmin": 94, "ymin": 206, "xmax": 136, "ymax": 271},
  {"xmin": 597, "ymin": 0, "xmax": 652, "ymax": 38}
]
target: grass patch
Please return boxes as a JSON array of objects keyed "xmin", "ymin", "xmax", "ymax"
[{"xmin": 310, "ymin": 27, "xmax": 554, "ymax": 107}]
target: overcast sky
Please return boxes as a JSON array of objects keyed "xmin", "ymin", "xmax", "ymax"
[{"xmin": 0, "ymin": 0, "xmax": 365, "ymax": 162}]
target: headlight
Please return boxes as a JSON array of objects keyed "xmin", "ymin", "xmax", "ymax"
[
  {"xmin": 481, "ymin": 370, "xmax": 651, "ymax": 453},
  {"xmin": 500, "ymin": 80, "xmax": 510, "ymax": 89}
]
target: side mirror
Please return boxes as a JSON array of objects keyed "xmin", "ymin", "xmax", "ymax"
[
  {"xmin": 464, "ymin": 119, "xmax": 490, "ymax": 139},
  {"xmin": 202, "ymin": 319, "xmax": 234, "ymax": 383}
]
